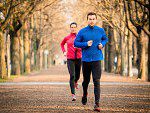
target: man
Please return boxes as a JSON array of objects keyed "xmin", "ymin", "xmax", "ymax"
[
  {"xmin": 60, "ymin": 22, "xmax": 82, "ymax": 101},
  {"xmin": 74, "ymin": 12, "xmax": 108, "ymax": 112}
]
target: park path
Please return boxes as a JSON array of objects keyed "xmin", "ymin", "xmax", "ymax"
[
  {"xmin": 0, "ymin": 65, "xmax": 150, "ymax": 113},
  {"xmin": 9, "ymin": 65, "xmax": 148, "ymax": 84}
]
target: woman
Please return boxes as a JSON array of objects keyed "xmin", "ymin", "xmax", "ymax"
[{"xmin": 60, "ymin": 22, "xmax": 82, "ymax": 101}]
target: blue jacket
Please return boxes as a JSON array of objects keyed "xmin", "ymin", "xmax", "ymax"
[{"xmin": 74, "ymin": 25, "xmax": 108, "ymax": 62}]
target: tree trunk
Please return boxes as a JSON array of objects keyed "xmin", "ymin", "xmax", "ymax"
[
  {"xmin": 148, "ymin": 36, "xmax": 150, "ymax": 81},
  {"xmin": 104, "ymin": 27, "xmax": 109, "ymax": 72},
  {"xmin": 33, "ymin": 39, "xmax": 37, "ymax": 70},
  {"xmin": 29, "ymin": 15, "xmax": 34, "ymax": 71},
  {"xmin": 124, "ymin": 31, "xmax": 128, "ymax": 76},
  {"xmin": 120, "ymin": 32, "xmax": 125, "ymax": 76},
  {"xmin": 137, "ymin": 32, "xmax": 146, "ymax": 80},
  {"xmin": 104, "ymin": 43, "xmax": 109, "ymax": 72},
  {"xmin": 19, "ymin": 30, "xmax": 24, "ymax": 74},
  {"xmin": 24, "ymin": 20, "xmax": 31, "ymax": 73},
  {"xmin": 113, "ymin": 28, "xmax": 121, "ymax": 74},
  {"xmin": 108, "ymin": 26, "xmax": 114, "ymax": 73},
  {"xmin": 127, "ymin": 31, "xmax": 133, "ymax": 77},
  {"xmin": 36, "ymin": 50, "xmax": 39, "ymax": 70},
  {"xmin": 133, "ymin": 37, "xmax": 137, "ymax": 66},
  {"xmin": 10, "ymin": 34, "xmax": 20, "ymax": 75},
  {"xmin": 31, "ymin": 51, "xmax": 35, "ymax": 70},
  {"xmin": 116, "ymin": 53, "xmax": 121, "ymax": 74},
  {"xmin": 0, "ymin": 31, "xmax": 7, "ymax": 78},
  {"xmin": 40, "ymin": 49, "xmax": 43, "ymax": 70},
  {"xmin": 6, "ymin": 34, "xmax": 11, "ymax": 78},
  {"xmin": 32, "ymin": 14, "xmax": 37, "ymax": 70},
  {"xmin": 141, "ymin": 42, "xmax": 146, "ymax": 80}
]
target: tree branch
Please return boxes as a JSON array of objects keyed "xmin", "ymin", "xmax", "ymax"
[
  {"xmin": 123, "ymin": 0, "xmax": 139, "ymax": 38},
  {"xmin": 134, "ymin": 0, "xmax": 149, "ymax": 9}
]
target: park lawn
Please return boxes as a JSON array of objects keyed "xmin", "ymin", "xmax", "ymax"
[{"xmin": 0, "ymin": 75, "xmax": 18, "ymax": 82}]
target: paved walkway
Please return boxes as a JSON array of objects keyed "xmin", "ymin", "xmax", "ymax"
[{"xmin": 0, "ymin": 65, "xmax": 150, "ymax": 113}]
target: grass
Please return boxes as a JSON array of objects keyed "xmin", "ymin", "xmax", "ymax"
[
  {"xmin": 0, "ymin": 78, "xmax": 8, "ymax": 82},
  {"xmin": 0, "ymin": 75, "xmax": 18, "ymax": 83}
]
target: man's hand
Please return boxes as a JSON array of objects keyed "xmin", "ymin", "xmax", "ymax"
[
  {"xmin": 87, "ymin": 40, "xmax": 93, "ymax": 46},
  {"xmin": 63, "ymin": 52, "xmax": 67, "ymax": 56},
  {"xmin": 98, "ymin": 43, "xmax": 103, "ymax": 50}
]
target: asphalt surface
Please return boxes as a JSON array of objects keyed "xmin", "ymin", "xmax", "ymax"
[{"xmin": 0, "ymin": 65, "xmax": 150, "ymax": 113}]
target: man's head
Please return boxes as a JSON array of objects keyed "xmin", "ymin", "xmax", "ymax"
[
  {"xmin": 87, "ymin": 12, "xmax": 97, "ymax": 27},
  {"xmin": 70, "ymin": 22, "xmax": 77, "ymax": 33}
]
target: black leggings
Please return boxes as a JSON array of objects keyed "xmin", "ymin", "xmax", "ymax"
[
  {"xmin": 82, "ymin": 61, "xmax": 101, "ymax": 104},
  {"xmin": 67, "ymin": 59, "xmax": 81, "ymax": 94}
]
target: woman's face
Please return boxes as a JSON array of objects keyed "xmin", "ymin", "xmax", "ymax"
[{"xmin": 70, "ymin": 24, "xmax": 77, "ymax": 33}]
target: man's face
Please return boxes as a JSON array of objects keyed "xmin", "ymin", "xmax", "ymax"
[
  {"xmin": 87, "ymin": 15, "xmax": 97, "ymax": 27},
  {"xmin": 70, "ymin": 24, "xmax": 77, "ymax": 33}
]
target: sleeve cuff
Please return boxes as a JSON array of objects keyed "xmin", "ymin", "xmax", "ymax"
[{"xmin": 99, "ymin": 43, "xmax": 103, "ymax": 47}]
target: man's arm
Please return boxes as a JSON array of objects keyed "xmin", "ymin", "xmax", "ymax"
[
  {"xmin": 101, "ymin": 28, "xmax": 108, "ymax": 47},
  {"xmin": 74, "ymin": 31, "xmax": 88, "ymax": 48},
  {"xmin": 98, "ymin": 28, "xmax": 108, "ymax": 50}
]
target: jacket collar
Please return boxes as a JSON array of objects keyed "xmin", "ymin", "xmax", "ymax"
[
  {"xmin": 70, "ymin": 33, "xmax": 76, "ymax": 36},
  {"xmin": 87, "ymin": 25, "xmax": 96, "ymax": 29}
]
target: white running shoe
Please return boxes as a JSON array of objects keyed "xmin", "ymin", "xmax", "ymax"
[{"xmin": 72, "ymin": 94, "xmax": 76, "ymax": 101}]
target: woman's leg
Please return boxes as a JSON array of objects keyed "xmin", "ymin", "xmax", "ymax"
[
  {"xmin": 67, "ymin": 59, "xmax": 75, "ymax": 94},
  {"xmin": 75, "ymin": 59, "xmax": 81, "ymax": 83}
]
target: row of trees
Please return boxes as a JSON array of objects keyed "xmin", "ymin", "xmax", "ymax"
[
  {"xmin": 84, "ymin": 0, "xmax": 149, "ymax": 81},
  {"xmin": 0, "ymin": 0, "xmax": 62, "ymax": 78},
  {"xmin": 0, "ymin": 0, "xmax": 149, "ymax": 81},
  {"xmin": 75, "ymin": 0, "xmax": 149, "ymax": 81}
]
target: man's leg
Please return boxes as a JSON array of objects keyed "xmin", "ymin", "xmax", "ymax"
[
  {"xmin": 92, "ymin": 61, "xmax": 101, "ymax": 111},
  {"xmin": 82, "ymin": 61, "xmax": 91, "ymax": 104}
]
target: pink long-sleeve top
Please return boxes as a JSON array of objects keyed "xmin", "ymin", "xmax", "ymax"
[{"xmin": 60, "ymin": 33, "xmax": 82, "ymax": 59}]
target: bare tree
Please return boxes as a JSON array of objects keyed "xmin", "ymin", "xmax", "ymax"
[{"xmin": 123, "ymin": 0, "xmax": 149, "ymax": 80}]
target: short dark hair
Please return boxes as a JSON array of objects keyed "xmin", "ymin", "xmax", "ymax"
[
  {"xmin": 87, "ymin": 12, "xmax": 97, "ymax": 20},
  {"xmin": 70, "ymin": 22, "xmax": 77, "ymax": 27}
]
